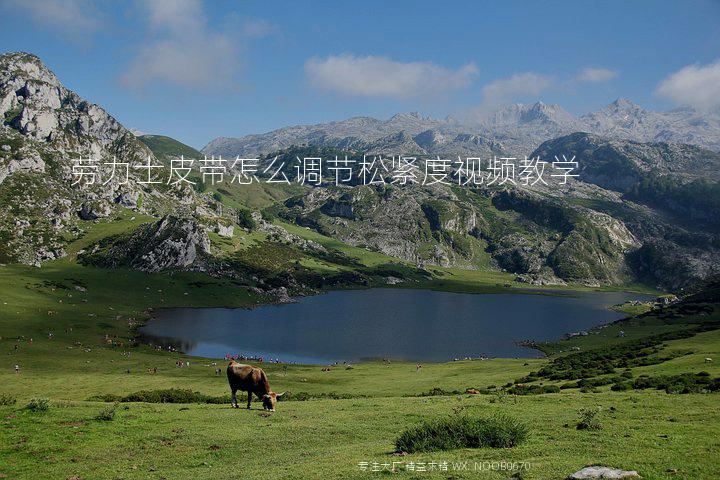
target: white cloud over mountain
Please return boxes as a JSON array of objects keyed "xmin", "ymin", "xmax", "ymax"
[
  {"xmin": 305, "ymin": 54, "xmax": 478, "ymax": 98},
  {"xmin": 480, "ymin": 72, "xmax": 554, "ymax": 107},
  {"xmin": 657, "ymin": 59, "xmax": 720, "ymax": 110}
]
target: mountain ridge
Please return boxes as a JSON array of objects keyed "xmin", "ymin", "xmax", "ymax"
[
  {"xmin": 2, "ymin": 51, "xmax": 719, "ymax": 291},
  {"xmin": 203, "ymin": 99, "xmax": 720, "ymax": 158}
]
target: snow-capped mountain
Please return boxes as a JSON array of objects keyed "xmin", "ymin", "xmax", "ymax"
[{"xmin": 203, "ymin": 100, "xmax": 720, "ymax": 158}]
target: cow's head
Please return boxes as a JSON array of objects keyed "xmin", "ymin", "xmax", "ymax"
[{"xmin": 262, "ymin": 391, "xmax": 286, "ymax": 411}]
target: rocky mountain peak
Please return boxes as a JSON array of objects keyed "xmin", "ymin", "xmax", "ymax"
[
  {"xmin": 486, "ymin": 102, "xmax": 577, "ymax": 127},
  {"xmin": 389, "ymin": 111, "xmax": 423, "ymax": 121},
  {"xmin": 0, "ymin": 51, "xmax": 207, "ymax": 265},
  {"xmin": 414, "ymin": 129, "xmax": 446, "ymax": 148},
  {"xmin": 603, "ymin": 98, "xmax": 645, "ymax": 116},
  {"xmin": 0, "ymin": 52, "xmax": 61, "ymax": 85},
  {"xmin": 610, "ymin": 98, "xmax": 636, "ymax": 107},
  {"xmin": 0, "ymin": 51, "xmax": 136, "ymax": 155}
]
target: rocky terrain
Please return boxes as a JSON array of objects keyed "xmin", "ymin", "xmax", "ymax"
[
  {"xmin": 0, "ymin": 52, "xmax": 240, "ymax": 266},
  {"xmin": 1, "ymin": 51, "xmax": 719, "ymax": 292},
  {"xmin": 203, "ymin": 100, "xmax": 720, "ymax": 159}
]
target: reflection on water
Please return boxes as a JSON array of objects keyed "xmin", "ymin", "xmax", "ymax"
[
  {"xmin": 141, "ymin": 333, "xmax": 197, "ymax": 353},
  {"xmin": 139, "ymin": 288, "xmax": 652, "ymax": 364}
]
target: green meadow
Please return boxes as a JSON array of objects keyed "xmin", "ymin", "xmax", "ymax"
[{"xmin": 1, "ymin": 216, "xmax": 719, "ymax": 479}]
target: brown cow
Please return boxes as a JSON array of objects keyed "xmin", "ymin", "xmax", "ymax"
[{"xmin": 226, "ymin": 361, "xmax": 286, "ymax": 411}]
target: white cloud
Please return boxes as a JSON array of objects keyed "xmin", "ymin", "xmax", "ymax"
[
  {"xmin": 577, "ymin": 67, "xmax": 619, "ymax": 83},
  {"xmin": 143, "ymin": 0, "xmax": 203, "ymax": 34},
  {"xmin": 241, "ymin": 18, "xmax": 279, "ymax": 39},
  {"xmin": 481, "ymin": 72, "xmax": 554, "ymax": 107},
  {"xmin": 0, "ymin": 0, "xmax": 102, "ymax": 40},
  {"xmin": 120, "ymin": 0, "xmax": 242, "ymax": 91},
  {"xmin": 305, "ymin": 54, "xmax": 478, "ymax": 98},
  {"xmin": 657, "ymin": 59, "xmax": 720, "ymax": 110}
]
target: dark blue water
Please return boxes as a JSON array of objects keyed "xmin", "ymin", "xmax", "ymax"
[{"xmin": 139, "ymin": 288, "xmax": 651, "ymax": 363}]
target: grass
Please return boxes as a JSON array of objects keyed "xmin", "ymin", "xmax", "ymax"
[
  {"xmin": 1, "ymin": 392, "xmax": 718, "ymax": 479},
  {"xmin": 0, "ymin": 215, "xmax": 719, "ymax": 478},
  {"xmin": 1, "ymin": 257, "xmax": 719, "ymax": 478}
]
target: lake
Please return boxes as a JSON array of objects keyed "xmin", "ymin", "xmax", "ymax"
[{"xmin": 139, "ymin": 288, "xmax": 653, "ymax": 364}]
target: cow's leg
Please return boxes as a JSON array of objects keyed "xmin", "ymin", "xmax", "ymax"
[
  {"xmin": 231, "ymin": 387, "xmax": 238, "ymax": 408},
  {"xmin": 246, "ymin": 390, "xmax": 252, "ymax": 409}
]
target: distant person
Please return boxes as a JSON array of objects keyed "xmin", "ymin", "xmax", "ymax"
[
  {"xmin": 416, "ymin": 364, "xmax": 422, "ymax": 372},
  {"xmin": 14, "ymin": 364, "xmax": 20, "ymax": 374}
]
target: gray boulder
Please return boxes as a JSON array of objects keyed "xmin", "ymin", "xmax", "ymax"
[
  {"xmin": 568, "ymin": 466, "xmax": 640, "ymax": 479},
  {"xmin": 115, "ymin": 191, "xmax": 140, "ymax": 209},
  {"xmin": 217, "ymin": 223, "xmax": 234, "ymax": 238}
]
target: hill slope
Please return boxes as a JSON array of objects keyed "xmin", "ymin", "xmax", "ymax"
[{"xmin": 138, "ymin": 134, "xmax": 203, "ymax": 160}]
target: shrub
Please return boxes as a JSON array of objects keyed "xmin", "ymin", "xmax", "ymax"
[
  {"xmin": 529, "ymin": 328, "xmax": 708, "ymax": 383},
  {"xmin": 237, "ymin": 209, "xmax": 257, "ymax": 231},
  {"xmin": 96, "ymin": 403, "xmax": 118, "ymax": 421},
  {"xmin": 26, "ymin": 397, "xmax": 50, "ymax": 412},
  {"xmin": 260, "ymin": 210, "xmax": 277, "ymax": 222},
  {"xmin": 576, "ymin": 407, "xmax": 602, "ymax": 430},
  {"xmin": 89, "ymin": 389, "xmax": 369, "ymax": 404},
  {"xmin": 395, "ymin": 415, "xmax": 529, "ymax": 453},
  {"xmin": 506, "ymin": 384, "xmax": 560, "ymax": 395},
  {"xmin": 632, "ymin": 373, "xmax": 720, "ymax": 394},
  {"xmin": 419, "ymin": 387, "xmax": 460, "ymax": 397},
  {"xmin": 87, "ymin": 393, "xmax": 122, "ymax": 402},
  {"xmin": 0, "ymin": 393, "xmax": 17, "ymax": 406},
  {"xmin": 611, "ymin": 382, "xmax": 631, "ymax": 391},
  {"xmin": 121, "ymin": 389, "xmax": 227, "ymax": 404}
]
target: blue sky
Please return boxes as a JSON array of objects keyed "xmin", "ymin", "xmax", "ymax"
[{"xmin": 1, "ymin": 0, "xmax": 719, "ymax": 149}]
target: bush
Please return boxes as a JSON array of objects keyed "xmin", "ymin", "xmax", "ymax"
[
  {"xmin": 26, "ymin": 397, "xmax": 50, "ymax": 412},
  {"xmin": 121, "ymin": 389, "xmax": 228, "ymax": 404},
  {"xmin": 506, "ymin": 384, "xmax": 560, "ymax": 395},
  {"xmin": 395, "ymin": 415, "xmax": 529, "ymax": 453},
  {"xmin": 576, "ymin": 407, "xmax": 602, "ymax": 430},
  {"xmin": 89, "ymin": 388, "xmax": 366, "ymax": 404},
  {"xmin": 418, "ymin": 387, "xmax": 461, "ymax": 397},
  {"xmin": 632, "ymin": 373, "xmax": 720, "ymax": 394},
  {"xmin": 96, "ymin": 403, "xmax": 118, "ymax": 421},
  {"xmin": 611, "ymin": 382, "xmax": 631, "ymax": 391},
  {"xmin": 89, "ymin": 389, "xmax": 229, "ymax": 404},
  {"xmin": 260, "ymin": 210, "xmax": 277, "ymax": 222},
  {"xmin": 237, "ymin": 209, "xmax": 257, "ymax": 231},
  {"xmin": 0, "ymin": 393, "xmax": 17, "ymax": 406},
  {"xmin": 529, "ymin": 329, "xmax": 707, "ymax": 383}
]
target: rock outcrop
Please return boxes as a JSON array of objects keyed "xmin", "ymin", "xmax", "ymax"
[{"xmin": 80, "ymin": 215, "xmax": 211, "ymax": 273}]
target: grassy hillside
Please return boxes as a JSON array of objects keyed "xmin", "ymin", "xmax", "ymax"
[{"xmin": 138, "ymin": 134, "xmax": 203, "ymax": 159}]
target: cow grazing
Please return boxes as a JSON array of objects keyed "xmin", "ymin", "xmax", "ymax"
[{"xmin": 226, "ymin": 361, "xmax": 286, "ymax": 411}]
